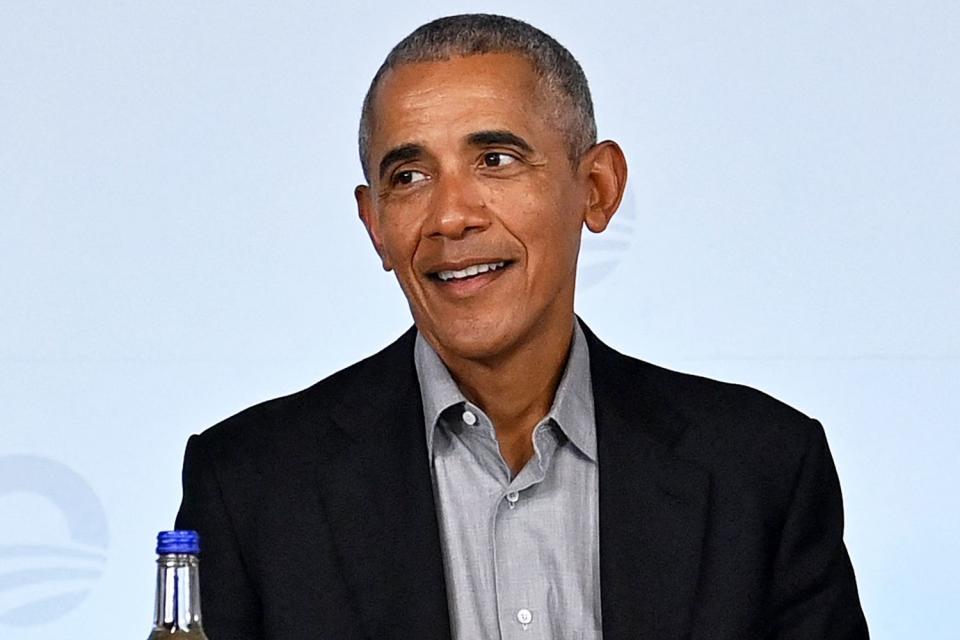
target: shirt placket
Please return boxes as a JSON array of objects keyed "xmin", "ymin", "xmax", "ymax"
[{"xmin": 491, "ymin": 421, "xmax": 559, "ymax": 640}]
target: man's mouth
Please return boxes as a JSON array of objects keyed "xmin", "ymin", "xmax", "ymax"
[{"xmin": 432, "ymin": 261, "xmax": 509, "ymax": 282}]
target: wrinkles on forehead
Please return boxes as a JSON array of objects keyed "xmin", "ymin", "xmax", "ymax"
[
  {"xmin": 364, "ymin": 53, "xmax": 579, "ymax": 179},
  {"xmin": 366, "ymin": 54, "xmax": 566, "ymax": 182}
]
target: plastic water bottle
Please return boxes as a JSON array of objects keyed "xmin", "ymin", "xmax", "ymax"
[{"xmin": 147, "ymin": 530, "xmax": 209, "ymax": 639}]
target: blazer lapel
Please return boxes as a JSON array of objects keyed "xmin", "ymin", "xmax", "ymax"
[
  {"xmin": 314, "ymin": 329, "xmax": 451, "ymax": 639},
  {"xmin": 311, "ymin": 322, "xmax": 709, "ymax": 639},
  {"xmin": 584, "ymin": 323, "xmax": 711, "ymax": 640}
]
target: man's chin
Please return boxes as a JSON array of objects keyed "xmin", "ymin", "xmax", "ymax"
[{"xmin": 418, "ymin": 317, "xmax": 520, "ymax": 364}]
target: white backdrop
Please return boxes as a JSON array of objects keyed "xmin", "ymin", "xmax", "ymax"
[{"xmin": 2, "ymin": 2, "xmax": 958, "ymax": 638}]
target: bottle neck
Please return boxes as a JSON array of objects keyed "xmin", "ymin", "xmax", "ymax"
[{"xmin": 153, "ymin": 553, "xmax": 204, "ymax": 632}]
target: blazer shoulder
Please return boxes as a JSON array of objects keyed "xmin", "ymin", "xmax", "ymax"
[
  {"xmin": 642, "ymin": 357, "xmax": 814, "ymax": 431},
  {"xmin": 587, "ymin": 329, "xmax": 821, "ymax": 468},
  {"xmin": 189, "ymin": 327, "xmax": 417, "ymax": 462}
]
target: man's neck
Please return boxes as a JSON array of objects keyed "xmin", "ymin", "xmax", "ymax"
[{"xmin": 435, "ymin": 313, "xmax": 576, "ymax": 475}]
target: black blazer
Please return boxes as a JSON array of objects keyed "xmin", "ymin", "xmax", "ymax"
[{"xmin": 176, "ymin": 323, "xmax": 868, "ymax": 639}]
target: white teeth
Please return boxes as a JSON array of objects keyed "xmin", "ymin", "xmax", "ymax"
[{"xmin": 437, "ymin": 261, "xmax": 506, "ymax": 281}]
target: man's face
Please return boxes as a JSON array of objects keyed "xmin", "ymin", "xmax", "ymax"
[{"xmin": 357, "ymin": 53, "xmax": 606, "ymax": 363}]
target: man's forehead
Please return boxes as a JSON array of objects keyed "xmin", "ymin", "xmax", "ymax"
[{"xmin": 367, "ymin": 53, "xmax": 550, "ymax": 148}]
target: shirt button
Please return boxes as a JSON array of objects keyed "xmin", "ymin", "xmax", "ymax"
[
  {"xmin": 505, "ymin": 491, "xmax": 519, "ymax": 506},
  {"xmin": 461, "ymin": 410, "xmax": 477, "ymax": 426},
  {"xmin": 517, "ymin": 608, "xmax": 533, "ymax": 626}
]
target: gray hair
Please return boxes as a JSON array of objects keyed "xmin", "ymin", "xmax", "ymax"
[{"xmin": 358, "ymin": 14, "xmax": 597, "ymax": 182}]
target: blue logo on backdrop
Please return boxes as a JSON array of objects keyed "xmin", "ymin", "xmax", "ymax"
[
  {"xmin": 0, "ymin": 455, "xmax": 109, "ymax": 626},
  {"xmin": 579, "ymin": 187, "xmax": 637, "ymax": 288}
]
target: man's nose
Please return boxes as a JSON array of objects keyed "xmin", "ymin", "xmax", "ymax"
[{"xmin": 423, "ymin": 171, "xmax": 491, "ymax": 240}]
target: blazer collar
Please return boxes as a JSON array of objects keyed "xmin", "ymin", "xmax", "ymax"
[
  {"xmin": 582, "ymin": 322, "xmax": 710, "ymax": 640},
  {"xmin": 316, "ymin": 327, "xmax": 452, "ymax": 639},
  {"xmin": 316, "ymin": 322, "xmax": 708, "ymax": 640}
]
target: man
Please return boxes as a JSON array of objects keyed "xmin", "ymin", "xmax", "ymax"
[{"xmin": 176, "ymin": 14, "xmax": 869, "ymax": 640}]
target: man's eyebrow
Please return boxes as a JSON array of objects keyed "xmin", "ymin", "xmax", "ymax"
[
  {"xmin": 467, "ymin": 130, "xmax": 534, "ymax": 153},
  {"xmin": 378, "ymin": 143, "xmax": 424, "ymax": 181}
]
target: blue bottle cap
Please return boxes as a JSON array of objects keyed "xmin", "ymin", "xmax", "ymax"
[{"xmin": 156, "ymin": 530, "xmax": 200, "ymax": 555}]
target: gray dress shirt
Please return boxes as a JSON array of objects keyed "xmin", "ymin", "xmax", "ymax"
[{"xmin": 414, "ymin": 324, "xmax": 602, "ymax": 640}]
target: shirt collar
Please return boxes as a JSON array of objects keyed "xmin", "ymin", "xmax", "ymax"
[
  {"xmin": 414, "ymin": 321, "xmax": 597, "ymax": 462},
  {"xmin": 414, "ymin": 333, "xmax": 469, "ymax": 457}
]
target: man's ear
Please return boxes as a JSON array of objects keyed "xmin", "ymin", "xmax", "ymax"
[
  {"xmin": 581, "ymin": 140, "xmax": 628, "ymax": 233},
  {"xmin": 355, "ymin": 184, "xmax": 393, "ymax": 271}
]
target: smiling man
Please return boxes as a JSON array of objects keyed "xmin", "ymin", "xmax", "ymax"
[{"xmin": 176, "ymin": 14, "xmax": 869, "ymax": 640}]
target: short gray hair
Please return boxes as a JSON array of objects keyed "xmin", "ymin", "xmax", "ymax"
[{"xmin": 358, "ymin": 14, "xmax": 597, "ymax": 182}]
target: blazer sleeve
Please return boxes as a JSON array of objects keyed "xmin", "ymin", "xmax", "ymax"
[
  {"xmin": 175, "ymin": 434, "xmax": 264, "ymax": 640},
  {"xmin": 766, "ymin": 419, "xmax": 870, "ymax": 639}
]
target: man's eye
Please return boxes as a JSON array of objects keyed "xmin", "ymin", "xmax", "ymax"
[
  {"xmin": 482, "ymin": 152, "xmax": 516, "ymax": 168},
  {"xmin": 392, "ymin": 170, "xmax": 427, "ymax": 186}
]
